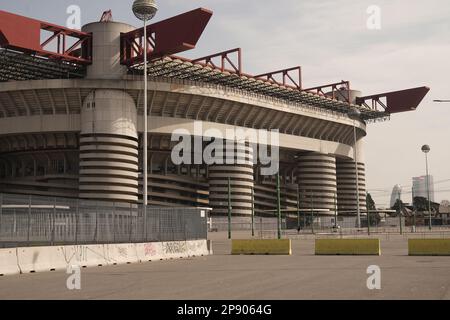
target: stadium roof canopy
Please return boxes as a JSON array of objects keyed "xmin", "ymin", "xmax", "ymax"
[{"xmin": 0, "ymin": 8, "xmax": 429, "ymax": 122}]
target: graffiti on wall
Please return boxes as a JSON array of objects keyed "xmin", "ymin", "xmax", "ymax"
[
  {"xmin": 162, "ymin": 241, "xmax": 187, "ymax": 254},
  {"xmin": 144, "ymin": 243, "xmax": 158, "ymax": 256}
]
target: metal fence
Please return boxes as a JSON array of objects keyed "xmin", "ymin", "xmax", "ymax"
[
  {"xmin": 0, "ymin": 193, "xmax": 209, "ymax": 248},
  {"xmin": 209, "ymin": 213, "xmax": 450, "ymax": 238}
]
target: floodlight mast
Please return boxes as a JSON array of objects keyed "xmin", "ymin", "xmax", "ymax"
[{"xmin": 132, "ymin": 0, "xmax": 158, "ymax": 240}]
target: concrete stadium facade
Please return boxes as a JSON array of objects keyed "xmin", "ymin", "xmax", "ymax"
[{"xmin": 0, "ymin": 19, "xmax": 371, "ymax": 217}]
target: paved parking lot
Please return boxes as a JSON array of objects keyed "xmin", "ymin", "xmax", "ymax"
[{"xmin": 0, "ymin": 233, "xmax": 449, "ymax": 300}]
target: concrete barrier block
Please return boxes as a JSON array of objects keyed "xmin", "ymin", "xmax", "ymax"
[
  {"xmin": 161, "ymin": 241, "xmax": 189, "ymax": 259},
  {"xmin": 136, "ymin": 242, "xmax": 164, "ymax": 262},
  {"xmin": 315, "ymin": 239, "xmax": 381, "ymax": 255},
  {"xmin": 71, "ymin": 244, "xmax": 109, "ymax": 267},
  {"xmin": 231, "ymin": 239, "xmax": 292, "ymax": 255},
  {"xmin": 17, "ymin": 246, "xmax": 68, "ymax": 273},
  {"xmin": 187, "ymin": 240, "xmax": 209, "ymax": 257},
  {"xmin": 4, "ymin": 240, "xmax": 213, "ymax": 277},
  {"xmin": 0, "ymin": 248, "xmax": 20, "ymax": 276},
  {"xmin": 60, "ymin": 245, "xmax": 107, "ymax": 268},
  {"xmin": 207, "ymin": 240, "xmax": 213, "ymax": 255},
  {"xmin": 106, "ymin": 243, "xmax": 139, "ymax": 265},
  {"xmin": 408, "ymin": 239, "xmax": 450, "ymax": 256}
]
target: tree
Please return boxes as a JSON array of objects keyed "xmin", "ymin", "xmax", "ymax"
[
  {"xmin": 366, "ymin": 193, "xmax": 376, "ymax": 211},
  {"xmin": 413, "ymin": 196, "xmax": 440, "ymax": 213},
  {"xmin": 391, "ymin": 199, "xmax": 404, "ymax": 212},
  {"xmin": 413, "ymin": 196, "xmax": 429, "ymax": 212},
  {"xmin": 365, "ymin": 193, "xmax": 380, "ymax": 226}
]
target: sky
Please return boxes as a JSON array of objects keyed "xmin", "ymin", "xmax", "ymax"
[{"xmin": 1, "ymin": 0, "xmax": 449, "ymax": 207}]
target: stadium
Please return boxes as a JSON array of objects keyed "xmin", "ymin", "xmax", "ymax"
[{"xmin": 0, "ymin": 7, "xmax": 429, "ymax": 226}]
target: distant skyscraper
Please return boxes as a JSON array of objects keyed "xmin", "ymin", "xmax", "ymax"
[
  {"xmin": 412, "ymin": 175, "xmax": 434, "ymax": 202},
  {"xmin": 390, "ymin": 184, "xmax": 402, "ymax": 208}
]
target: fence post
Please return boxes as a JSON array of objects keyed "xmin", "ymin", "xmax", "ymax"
[
  {"xmin": 0, "ymin": 193, "xmax": 2, "ymax": 239},
  {"xmin": 129, "ymin": 203, "xmax": 133, "ymax": 243},
  {"xmin": 75, "ymin": 199, "xmax": 79, "ymax": 245},
  {"xmin": 276, "ymin": 173, "xmax": 281, "ymax": 240},
  {"xmin": 366, "ymin": 193, "xmax": 370, "ymax": 236},
  {"xmin": 13, "ymin": 209, "xmax": 16, "ymax": 239},
  {"xmin": 228, "ymin": 177, "xmax": 232, "ymax": 240},
  {"xmin": 259, "ymin": 216, "xmax": 263, "ymax": 239},
  {"xmin": 251, "ymin": 188, "xmax": 255, "ymax": 237},
  {"xmin": 399, "ymin": 199, "xmax": 403, "ymax": 235},
  {"xmin": 296, "ymin": 185, "xmax": 300, "ymax": 232},
  {"xmin": 310, "ymin": 190, "xmax": 314, "ymax": 234},
  {"xmin": 51, "ymin": 197, "xmax": 56, "ymax": 246},
  {"xmin": 184, "ymin": 211, "xmax": 187, "ymax": 241},
  {"xmin": 27, "ymin": 195, "xmax": 31, "ymax": 246},
  {"xmin": 94, "ymin": 203, "xmax": 98, "ymax": 244},
  {"xmin": 302, "ymin": 190, "xmax": 306, "ymax": 229},
  {"xmin": 159, "ymin": 210, "xmax": 162, "ymax": 242},
  {"xmin": 113, "ymin": 203, "xmax": 116, "ymax": 243},
  {"xmin": 334, "ymin": 193, "xmax": 338, "ymax": 230},
  {"xmin": 144, "ymin": 204, "xmax": 147, "ymax": 242}
]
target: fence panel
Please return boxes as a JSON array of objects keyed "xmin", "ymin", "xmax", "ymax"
[{"xmin": 0, "ymin": 193, "xmax": 208, "ymax": 248}]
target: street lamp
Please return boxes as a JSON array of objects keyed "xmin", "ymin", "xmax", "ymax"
[
  {"xmin": 349, "ymin": 108, "xmax": 362, "ymax": 229},
  {"xmin": 421, "ymin": 144, "xmax": 432, "ymax": 230},
  {"xmin": 132, "ymin": 0, "xmax": 158, "ymax": 240}
]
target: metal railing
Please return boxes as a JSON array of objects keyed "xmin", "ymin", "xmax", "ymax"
[
  {"xmin": 0, "ymin": 193, "xmax": 209, "ymax": 248},
  {"xmin": 209, "ymin": 214, "xmax": 450, "ymax": 239}
]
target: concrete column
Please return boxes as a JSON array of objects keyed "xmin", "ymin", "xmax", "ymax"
[
  {"xmin": 79, "ymin": 90, "xmax": 138, "ymax": 202},
  {"xmin": 208, "ymin": 141, "xmax": 254, "ymax": 216},
  {"xmin": 82, "ymin": 21, "xmax": 135, "ymax": 79},
  {"xmin": 336, "ymin": 139, "xmax": 367, "ymax": 214},
  {"xmin": 297, "ymin": 152, "xmax": 337, "ymax": 215}
]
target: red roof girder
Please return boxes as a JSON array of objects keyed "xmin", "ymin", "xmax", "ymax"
[
  {"xmin": 356, "ymin": 87, "xmax": 430, "ymax": 114},
  {"xmin": 121, "ymin": 8, "xmax": 213, "ymax": 66},
  {"xmin": 0, "ymin": 10, "xmax": 92, "ymax": 65}
]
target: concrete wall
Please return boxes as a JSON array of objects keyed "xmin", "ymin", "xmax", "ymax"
[{"xmin": 0, "ymin": 240, "xmax": 212, "ymax": 276}]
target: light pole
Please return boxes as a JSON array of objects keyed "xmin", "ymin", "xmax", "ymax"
[
  {"xmin": 251, "ymin": 188, "xmax": 254, "ymax": 237},
  {"xmin": 276, "ymin": 173, "xmax": 281, "ymax": 240},
  {"xmin": 366, "ymin": 192, "xmax": 370, "ymax": 236},
  {"xmin": 398, "ymin": 189, "xmax": 403, "ymax": 235},
  {"xmin": 349, "ymin": 108, "xmax": 362, "ymax": 229},
  {"xmin": 412, "ymin": 186, "xmax": 416, "ymax": 232},
  {"xmin": 421, "ymin": 144, "xmax": 432, "ymax": 230},
  {"xmin": 228, "ymin": 177, "xmax": 232, "ymax": 239},
  {"xmin": 132, "ymin": 0, "xmax": 158, "ymax": 240}
]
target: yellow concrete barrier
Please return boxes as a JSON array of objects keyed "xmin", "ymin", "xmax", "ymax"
[
  {"xmin": 231, "ymin": 239, "xmax": 292, "ymax": 255},
  {"xmin": 315, "ymin": 239, "xmax": 380, "ymax": 255},
  {"xmin": 408, "ymin": 239, "xmax": 450, "ymax": 256}
]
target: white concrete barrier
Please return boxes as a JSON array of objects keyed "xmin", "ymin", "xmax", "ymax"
[
  {"xmin": 17, "ymin": 246, "xmax": 68, "ymax": 273},
  {"xmin": 187, "ymin": 240, "xmax": 210, "ymax": 257},
  {"xmin": 136, "ymin": 242, "xmax": 164, "ymax": 262},
  {"xmin": 80, "ymin": 244, "xmax": 110, "ymax": 267},
  {"xmin": 161, "ymin": 241, "xmax": 188, "ymax": 259},
  {"xmin": 59, "ymin": 244, "xmax": 110, "ymax": 268},
  {"xmin": 0, "ymin": 248, "xmax": 20, "ymax": 276},
  {"xmin": 1, "ymin": 240, "xmax": 212, "ymax": 276},
  {"xmin": 106, "ymin": 243, "xmax": 139, "ymax": 265}
]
